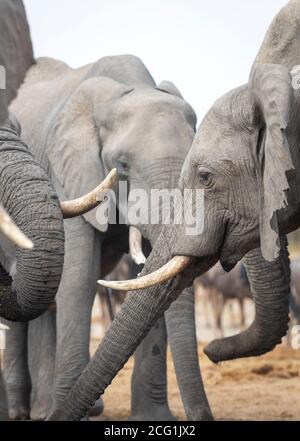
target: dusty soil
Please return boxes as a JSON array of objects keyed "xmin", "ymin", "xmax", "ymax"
[
  {"xmin": 93, "ymin": 345, "xmax": 300, "ymax": 421},
  {"xmin": 90, "ymin": 294, "xmax": 300, "ymax": 421}
]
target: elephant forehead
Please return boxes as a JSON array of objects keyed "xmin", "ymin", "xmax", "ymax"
[
  {"xmin": 114, "ymin": 89, "xmax": 190, "ymax": 119},
  {"xmin": 193, "ymin": 114, "xmax": 254, "ymax": 168}
]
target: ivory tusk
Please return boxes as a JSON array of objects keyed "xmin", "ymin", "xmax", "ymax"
[
  {"xmin": 129, "ymin": 226, "xmax": 146, "ymax": 266},
  {"xmin": 98, "ymin": 255, "xmax": 194, "ymax": 291},
  {"xmin": 60, "ymin": 169, "xmax": 117, "ymax": 219},
  {"xmin": 0, "ymin": 205, "xmax": 34, "ymax": 250}
]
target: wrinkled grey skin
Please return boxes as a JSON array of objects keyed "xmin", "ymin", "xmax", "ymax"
[
  {"xmin": 0, "ymin": 0, "xmax": 64, "ymax": 421},
  {"xmin": 47, "ymin": 0, "xmax": 300, "ymax": 420},
  {"xmin": 0, "ymin": 118, "xmax": 64, "ymax": 322},
  {"xmin": 0, "ymin": 0, "xmax": 33, "ymax": 420},
  {"xmin": 9, "ymin": 54, "xmax": 212, "ymax": 420}
]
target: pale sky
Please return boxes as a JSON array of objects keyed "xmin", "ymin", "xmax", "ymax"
[{"xmin": 24, "ymin": 0, "xmax": 288, "ymax": 120}]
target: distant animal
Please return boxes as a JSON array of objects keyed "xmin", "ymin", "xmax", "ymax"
[
  {"xmin": 290, "ymin": 256, "xmax": 300, "ymax": 323},
  {"xmin": 196, "ymin": 262, "xmax": 252, "ymax": 337}
]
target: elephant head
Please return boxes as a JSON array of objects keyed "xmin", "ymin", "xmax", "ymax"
[
  {"xmin": 24, "ymin": 55, "xmax": 197, "ymax": 249},
  {"xmin": 99, "ymin": 62, "xmax": 297, "ymax": 359}
]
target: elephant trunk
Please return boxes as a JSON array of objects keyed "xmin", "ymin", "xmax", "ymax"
[
  {"xmin": 0, "ymin": 125, "xmax": 64, "ymax": 322},
  {"xmin": 165, "ymin": 287, "xmax": 213, "ymax": 421},
  {"xmin": 204, "ymin": 237, "xmax": 290, "ymax": 363},
  {"xmin": 49, "ymin": 227, "xmax": 217, "ymax": 420}
]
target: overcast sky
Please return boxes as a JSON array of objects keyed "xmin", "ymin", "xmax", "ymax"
[{"xmin": 24, "ymin": 0, "xmax": 288, "ymax": 120}]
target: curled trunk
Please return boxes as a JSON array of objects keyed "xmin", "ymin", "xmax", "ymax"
[
  {"xmin": 0, "ymin": 204, "xmax": 33, "ymax": 249},
  {"xmin": 204, "ymin": 237, "xmax": 290, "ymax": 363},
  {"xmin": 0, "ymin": 126, "xmax": 64, "ymax": 321}
]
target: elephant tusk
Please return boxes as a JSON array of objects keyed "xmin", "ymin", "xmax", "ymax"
[
  {"xmin": 98, "ymin": 255, "xmax": 194, "ymax": 291},
  {"xmin": 60, "ymin": 169, "xmax": 117, "ymax": 219},
  {"xmin": 129, "ymin": 226, "xmax": 146, "ymax": 266},
  {"xmin": 0, "ymin": 205, "xmax": 34, "ymax": 250}
]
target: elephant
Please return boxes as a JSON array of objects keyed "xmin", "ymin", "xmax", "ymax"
[
  {"xmin": 0, "ymin": 0, "xmax": 119, "ymax": 420},
  {"xmin": 0, "ymin": 116, "xmax": 114, "ymax": 420},
  {"xmin": 46, "ymin": 0, "xmax": 300, "ymax": 421},
  {"xmin": 0, "ymin": 0, "xmax": 35, "ymax": 248},
  {"xmin": 0, "ymin": 0, "xmax": 35, "ymax": 420},
  {"xmin": 97, "ymin": 255, "xmax": 133, "ymax": 330},
  {"xmin": 6, "ymin": 53, "xmax": 213, "ymax": 421}
]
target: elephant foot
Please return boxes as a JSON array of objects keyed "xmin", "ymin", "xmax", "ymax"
[
  {"xmin": 129, "ymin": 405, "xmax": 177, "ymax": 422},
  {"xmin": 6, "ymin": 388, "xmax": 31, "ymax": 421},
  {"xmin": 87, "ymin": 398, "xmax": 104, "ymax": 417},
  {"xmin": 30, "ymin": 407, "xmax": 49, "ymax": 421},
  {"xmin": 30, "ymin": 393, "xmax": 53, "ymax": 421},
  {"xmin": 8, "ymin": 404, "xmax": 30, "ymax": 421},
  {"xmin": 186, "ymin": 407, "xmax": 214, "ymax": 422}
]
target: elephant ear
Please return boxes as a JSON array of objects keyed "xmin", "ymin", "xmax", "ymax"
[
  {"xmin": 46, "ymin": 77, "xmax": 132, "ymax": 231},
  {"xmin": 249, "ymin": 63, "xmax": 295, "ymax": 262},
  {"xmin": 156, "ymin": 81, "xmax": 184, "ymax": 99},
  {"xmin": 253, "ymin": 0, "xmax": 300, "ymax": 70},
  {"xmin": 0, "ymin": 87, "xmax": 7, "ymax": 126}
]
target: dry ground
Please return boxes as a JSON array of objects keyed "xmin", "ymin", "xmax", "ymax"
[
  {"xmin": 91, "ymin": 295, "xmax": 300, "ymax": 421},
  {"xmin": 93, "ymin": 345, "xmax": 300, "ymax": 421}
]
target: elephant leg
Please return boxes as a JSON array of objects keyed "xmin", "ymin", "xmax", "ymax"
[
  {"xmin": 203, "ymin": 290, "xmax": 211, "ymax": 328},
  {"xmin": 228, "ymin": 300, "xmax": 235, "ymax": 327},
  {"xmin": 212, "ymin": 290, "xmax": 223, "ymax": 339},
  {"xmin": 128, "ymin": 257, "xmax": 174, "ymax": 422},
  {"xmin": 2, "ymin": 321, "xmax": 31, "ymax": 420},
  {"xmin": 130, "ymin": 315, "xmax": 174, "ymax": 421},
  {"xmin": 97, "ymin": 288, "xmax": 114, "ymax": 332},
  {"xmin": 0, "ymin": 365, "xmax": 8, "ymax": 420},
  {"xmin": 239, "ymin": 298, "xmax": 246, "ymax": 331},
  {"xmin": 54, "ymin": 218, "xmax": 102, "ymax": 416},
  {"xmin": 166, "ymin": 287, "xmax": 213, "ymax": 421},
  {"xmin": 28, "ymin": 310, "xmax": 56, "ymax": 420}
]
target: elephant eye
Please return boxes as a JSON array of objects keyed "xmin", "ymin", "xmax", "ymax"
[
  {"xmin": 116, "ymin": 156, "xmax": 130, "ymax": 175},
  {"xmin": 197, "ymin": 167, "xmax": 215, "ymax": 188}
]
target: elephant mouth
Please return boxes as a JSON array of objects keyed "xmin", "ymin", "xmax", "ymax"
[
  {"xmin": 99, "ymin": 217, "xmax": 229, "ymax": 292},
  {"xmin": 219, "ymin": 258, "xmax": 238, "ymax": 273}
]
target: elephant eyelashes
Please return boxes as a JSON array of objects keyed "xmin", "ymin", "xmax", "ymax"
[{"xmin": 197, "ymin": 167, "xmax": 215, "ymax": 189}]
